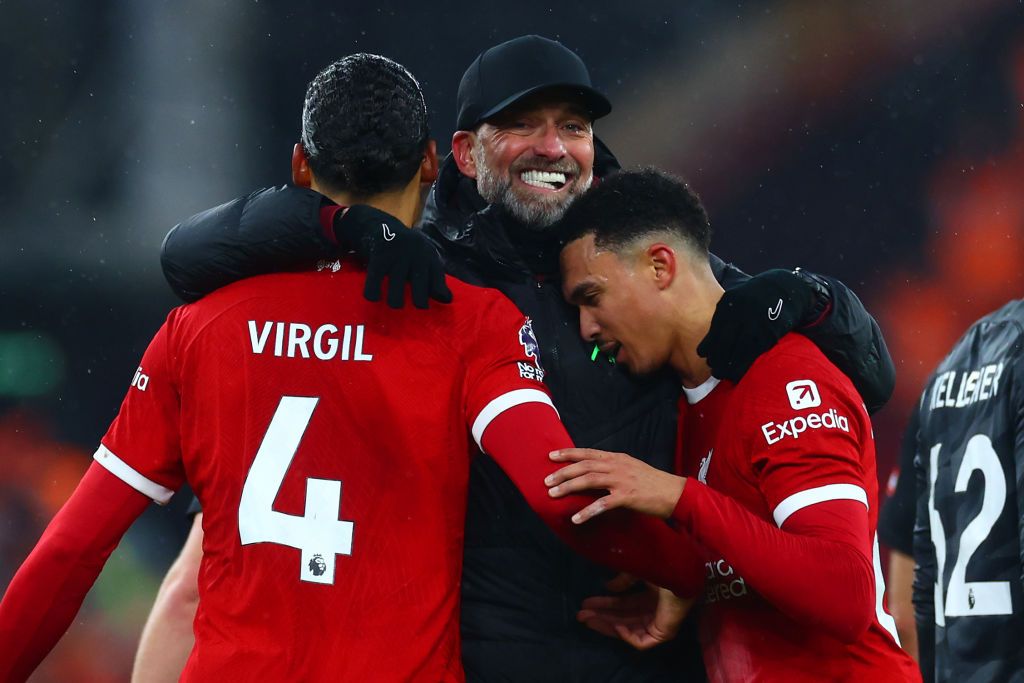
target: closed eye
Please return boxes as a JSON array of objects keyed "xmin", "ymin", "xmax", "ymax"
[{"xmin": 568, "ymin": 283, "xmax": 601, "ymax": 307}]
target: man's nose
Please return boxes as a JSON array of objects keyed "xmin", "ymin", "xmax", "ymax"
[
  {"xmin": 579, "ymin": 308, "xmax": 600, "ymax": 342},
  {"xmin": 532, "ymin": 123, "xmax": 566, "ymax": 159}
]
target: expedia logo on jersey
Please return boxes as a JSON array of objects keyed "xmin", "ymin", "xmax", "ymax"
[
  {"xmin": 785, "ymin": 379, "xmax": 821, "ymax": 410},
  {"xmin": 705, "ymin": 558, "xmax": 748, "ymax": 603},
  {"xmin": 517, "ymin": 318, "xmax": 545, "ymax": 382},
  {"xmin": 761, "ymin": 408, "xmax": 850, "ymax": 445}
]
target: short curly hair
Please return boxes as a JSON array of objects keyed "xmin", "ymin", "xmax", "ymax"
[
  {"xmin": 558, "ymin": 167, "xmax": 712, "ymax": 256},
  {"xmin": 300, "ymin": 54, "xmax": 429, "ymax": 197}
]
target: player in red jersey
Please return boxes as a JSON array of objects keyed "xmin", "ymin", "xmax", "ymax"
[
  {"xmin": 0, "ymin": 58, "xmax": 706, "ymax": 682},
  {"xmin": 548, "ymin": 168, "xmax": 922, "ymax": 682}
]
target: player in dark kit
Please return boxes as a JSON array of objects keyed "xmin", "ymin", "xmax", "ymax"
[
  {"xmin": 0, "ymin": 55, "xmax": 706, "ymax": 682},
  {"xmin": 913, "ymin": 299, "xmax": 1024, "ymax": 683}
]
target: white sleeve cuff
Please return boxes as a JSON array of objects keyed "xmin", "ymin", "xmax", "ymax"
[
  {"xmin": 93, "ymin": 444, "xmax": 175, "ymax": 505},
  {"xmin": 471, "ymin": 388, "xmax": 558, "ymax": 450},
  {"xmin": 772, "ymin": 483, "xmax": 868, "ymax": 527}
]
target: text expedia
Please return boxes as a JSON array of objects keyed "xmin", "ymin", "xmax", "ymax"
[{"xmin": 761, "ymin": 408, "xmax": 849, "ymax": 445}]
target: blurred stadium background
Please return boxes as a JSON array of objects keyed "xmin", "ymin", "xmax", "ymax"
[{"xmin": 2, "ymin": 0, "xmax": 1023, "ymax": 679}]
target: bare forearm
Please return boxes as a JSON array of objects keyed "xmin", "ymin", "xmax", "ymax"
[
  {"xmin": 132, "ymin": 513, "xmax": 204, "ymax": 683},
  {"xmin": 887, "ymin": 550, "xmax": 918, "ymax": 661}
]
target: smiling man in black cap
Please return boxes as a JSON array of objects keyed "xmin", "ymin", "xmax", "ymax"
[
  {"xmin": 450, "ymin": 35, "xmax": 609, "ymax": 229},
  {"xmin": 145, "ymin": 35, "xmax": 895, "ymax": 682}
]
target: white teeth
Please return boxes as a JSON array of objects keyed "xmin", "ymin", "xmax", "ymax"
[{"xmin": 520, "ymin": 170, "xmax": 567, "ymax": 189}]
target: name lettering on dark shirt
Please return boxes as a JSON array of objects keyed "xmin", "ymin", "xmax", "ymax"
[{"xmin": 928, "ymin": 363, "xmax": 1003, "ymax": 411}]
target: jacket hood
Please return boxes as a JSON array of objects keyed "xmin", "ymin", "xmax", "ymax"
[{"xmin": 420, "ymin": 137, "xmax": 621, "ymax": 279}]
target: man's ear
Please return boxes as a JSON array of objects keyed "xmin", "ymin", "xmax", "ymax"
[
  {"xmin": 648, "ymin": 244, "xmax": 678, "ymax": 291},
  {"xmin": 451, "ymin": 130, "xmax": 478, "ymax": 179},
  {"xmin": 420, "ymin": 139, "xmax": 439, "ymax": 184},
  {"xmin": 291, "ymin": 143, "xmax": 312, "ymax": 187}
]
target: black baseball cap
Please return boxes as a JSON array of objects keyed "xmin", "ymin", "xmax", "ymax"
[{"xmin": 455, "ymin": 35, "xmax": 612, "ymax": 131}]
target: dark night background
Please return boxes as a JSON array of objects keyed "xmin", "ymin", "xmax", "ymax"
[{"xmin": 2, "ymin": 1, "xmax": 1023, "ymax": 678}]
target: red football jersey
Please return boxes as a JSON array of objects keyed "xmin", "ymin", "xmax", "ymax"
[
  {"xmin": 95, "ymin": 259, "xmax": 554, "ymax": 682},
  {"xmin": 678, "ymin": 335, "xmax": 917, "ymax": 682}
]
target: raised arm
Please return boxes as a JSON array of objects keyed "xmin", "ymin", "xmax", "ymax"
[{"xmin": 703, "ymin": 256, "xmax": 895, "ymax": 412}]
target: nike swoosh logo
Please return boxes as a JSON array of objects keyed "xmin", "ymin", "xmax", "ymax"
[
  {"xmin": 382, "ymin": 223, "xmax": 396, "ymax": 241},
  {"xmin": 767, "ymin": 298, "xmax": 783, "ymax": 321}
]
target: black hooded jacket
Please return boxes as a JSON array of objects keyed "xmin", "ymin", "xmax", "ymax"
[
  {"xmin": 160, "ymin": 143, "xmax": 894, "ymax": 682},
  {"xmin": 422, "ymin": 149, "xmax": 706, "ymax": 680}
]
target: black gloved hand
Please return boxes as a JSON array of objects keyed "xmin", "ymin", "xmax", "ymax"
[
  {"xmin": 335, "ymin": 205, "xmax": 452, "ymax": 309},
  {"xmin": 697, "ymin": 268, "xmax": 828, "ymax": 382}
]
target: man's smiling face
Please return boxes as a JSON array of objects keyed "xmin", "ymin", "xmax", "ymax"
[{"xmin": 469, "ymin": 94, "xmax": 595, "ymax": 229}]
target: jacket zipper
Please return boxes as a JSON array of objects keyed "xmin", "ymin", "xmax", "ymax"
[{"xmin": 533, "ymin": 278, "xmax": 561, "ymax": 374}]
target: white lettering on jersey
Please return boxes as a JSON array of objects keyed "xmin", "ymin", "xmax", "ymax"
[
  {"xmin": 130, "ymin": 366, "xmax": 150, "ymax": 392},
  {"xmin": 287, "ymin": 324, "xmax": 312, "ymax": 358},
  {"xmin": 929, "ymin": 363, "xmax": 1004, "ymax": 411},
  {"xmin": 341, "ymin": 325, "xmax": 351, "ymax": 361},
  {"xmin": 274, "ymin": 322, "xmax": 285, "ymax": 356},
  {"xmin": 704, "ymin": 558, "xmax": 748, "ymax": 603},
  {"xmin": 248, "ymin": 321, "xmax": 373, "ymax": 362},
  {"xmin": 248, "ymin": 321, "xmax": 273, "ymax": 354},
  {"xmin": 761, "ymin": 408, "xmax": 850, "ymax": 445},
  {"xmin": 353, "ymin": 325, "xmax": 373, "ymax": 361},
  {"xmin": 313, "ymin": 324, "xmax": 338, "ymax": 360},
  {"xmin": 517, "ymin": 361, "xmax": 543, "ymax": 381}
]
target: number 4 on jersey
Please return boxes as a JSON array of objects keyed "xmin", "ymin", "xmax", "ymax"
[{"xmin": 239, "ymin": 396, "xmax": 354, "ymax": 585}]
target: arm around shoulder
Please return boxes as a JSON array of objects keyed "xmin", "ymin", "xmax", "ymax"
[
  {"xmin": 799, "ymin": 273, "xmax": 895, "ymax": 412},
  {"xmin": 701, "ymin": 262, "xmax": 895, "ymax": 412},
  {"xmin": 161, "ymin": 186, "xmax": 333, "ymax": 302}
]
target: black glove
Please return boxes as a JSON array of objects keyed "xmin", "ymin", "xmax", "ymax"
[
  {"xmin": 697, "ymin": 268, "xmax": 830, "ymax": 382},
  {"xmin": 335, "ymin": 205, "xmax": 453, "ymax": 309}
]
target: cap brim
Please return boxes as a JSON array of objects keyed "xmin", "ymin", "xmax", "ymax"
[{"xmin": 475, "ymin": 83, "xmax": 612, "ymax": 128}]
